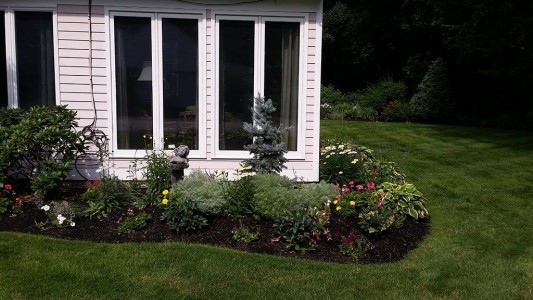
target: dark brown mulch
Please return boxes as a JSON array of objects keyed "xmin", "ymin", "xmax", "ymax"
[{"xmin": 0, "ymin": 187, "xmax": 431, "ymax": 264}]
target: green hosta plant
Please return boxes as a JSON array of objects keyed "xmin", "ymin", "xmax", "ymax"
[
  {"xmin": 378, "ymin": 182, "xmax": 429, "ymax": 219},
  {"xmin": 273, "ymin": 206, "xmax": 330, "ymax": 253}
]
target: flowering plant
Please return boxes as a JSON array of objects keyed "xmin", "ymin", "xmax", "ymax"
[
  {"xmin": 0, "ymin": 182, "xmax": 23, "ymax": 215},
  {"xmin": 36, "ymin": 201, "xmax": 76, "ymax": 229},
  {"xmin": 338, "ymin": 231, "xmax": 372, "ymax": 259},
  {"xmin": 319, "ymin": 141, "xmax": 363, "ymax": 184}
]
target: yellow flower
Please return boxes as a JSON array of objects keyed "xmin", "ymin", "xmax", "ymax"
[
  {"xmin": 350, "ymin": 201, "xmax": 356, "ymax": 206},
  {"xmin": 162, "ymin": 189, "xmax": 169, "ymax": 196},
  {"xmin": 162, "ymin": 198, "xmax": 168, "ymax": 205},
  {"xmin": 336, "ymin": 206, "xmax": 342, "ymax": 211},
  {"xmin": 333, "ymin": 200, "xmax": 338, "ymax": 205}
]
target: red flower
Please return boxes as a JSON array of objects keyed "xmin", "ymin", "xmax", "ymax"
[
  {"xmin": 379, "ymin": 193, "xmax": 385, "ymax": 200},
  {"xmin": 15, "ymin": 197, "xmax": 23, "ymax": 206},
  {"xmin": 366, "ymin": 182, "xmax": 376, "ymax": 190},
  {"xmin": 4, "ymin": 184, "xmax": 12, "ymax": 191},
  {"xmin": 377, "ymin": 202, "xmax": 383, "ymax": 208}
]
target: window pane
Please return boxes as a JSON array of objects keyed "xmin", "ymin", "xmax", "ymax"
[
  {"xmin": 114, "ymin": 16, "xmax": 152, "ymax": 149},
  {"xmin": 219, "ymin": 20, "xmax": 254, "ymax": 150},
  {"xmin": 162, "ymin": 18, "xmax": 198, "ymax": 150},
  {"xmin": 15, "ymin": 11, "xmax": 55, "ymax": 109},
  {"xmin": 264, "ymin": 22, "xmax": 300, "ymax": 151},
  {"xmin": 0, "ymin": 12, "xmax": 7, "ymax": 107}
]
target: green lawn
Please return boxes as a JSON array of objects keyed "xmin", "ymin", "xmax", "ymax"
[{"xmin": 1, "ymin": 121, "xmax": 532, "ymax": 299}]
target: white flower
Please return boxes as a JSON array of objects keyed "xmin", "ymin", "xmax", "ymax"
[
  {"xmin": 339, "ymin": 144, "xmax": 345, "ymax": 149},
  {"xmin": 57, "ymin": 214, "xmax": 66, "ymax": 225},
  {"xmin": 351, "ymin": 159, "xmax": 359, "ymax": 164},
  {"xmin": 41, "ymin": 205, "xmax": 50, "ymax": 212},
  {"xmin": 70, "ymin": 222, "xmax": 76, "ymax": 227},
  {"xmin": 338, "ymin": 171, "xmax": 343, "ymax": 175},
  {"xmin": 326, "ymin": 155, "xmax": 331, "ymax": 159}
]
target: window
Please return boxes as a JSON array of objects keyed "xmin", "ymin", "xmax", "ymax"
[
  {"xmin": 111, "ymin": 13, "xmax": 201, "ymax": 153},
  {"xmin": 217, "ymin": 17, "xmax": 302, "ymax": 154},
  {"xmin": 0, "ymin": 9, "xmax": 57, "ymax": 108}
]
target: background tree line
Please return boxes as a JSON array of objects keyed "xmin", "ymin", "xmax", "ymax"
[{"xmin": 321, "ymin": 0, "xmax": 533, "ymax": 130}]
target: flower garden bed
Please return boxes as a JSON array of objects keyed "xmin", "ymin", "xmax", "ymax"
[{"xmin": 0, "ymin": 185, "xmax": 429, "ymax": 264}]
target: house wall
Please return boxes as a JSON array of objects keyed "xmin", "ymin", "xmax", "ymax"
[{"xmin": 35, "ymin": 0, "xmax": 321, "ymax": 181}]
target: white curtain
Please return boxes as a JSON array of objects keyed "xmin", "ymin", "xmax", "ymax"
[{"xmin": 280, "ymin": 25, "xmax": 299, "ymax": 151}]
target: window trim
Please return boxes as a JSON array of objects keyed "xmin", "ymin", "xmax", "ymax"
[
  {"xmin": 108, "ymin": 10, "xmax": 206, "ymax": 159},
  {"xmin": 213, "ymin": 13, "xmax": 307, "ymax": 160},
  {"xmin": 0, "ymin": 6, "xmax": 59, "ymax": 108}
]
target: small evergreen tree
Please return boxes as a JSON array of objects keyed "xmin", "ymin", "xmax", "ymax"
[
  {"xmin": 242, "ymin": 95, "xmax": 291, "ymax": 174},
  {"xmin": 409, "ymin": 57, "xmax": 452, "ymax": 122}
]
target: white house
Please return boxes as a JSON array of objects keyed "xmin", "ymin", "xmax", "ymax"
[{"xmin": 0, "ymin": 0, "xmax": 323, "ymax": 181}]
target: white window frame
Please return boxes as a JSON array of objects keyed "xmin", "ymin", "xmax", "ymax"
[
  {"xmin": 0, "ymin": 5, "xmax": 59, "ymax": 108},
  {"xmin": 108, "ymin": 10, "xmax": 206, "ymax": 159},
  {"xmin": 214, "ymin": 13, "xmax": 307, "ymax": 160}
]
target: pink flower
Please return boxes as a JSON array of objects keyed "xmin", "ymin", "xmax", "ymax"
[
  {"xmin": 335, "ymin": 194, "xmax": 342, "ymax": 200},
  {"xmin": 335, "ymin": 183, "xmax": 340, "ymax": 189},
  {"xmin": 366, "ymin": 182, "xmax": 376, "ymax": 190},
  {"xmin": 15, "ymin": 197, "xmax": 23, "ymax": 206},
  {"xmin": 349, "ymin": 181, "xmax": 355, "ymax": 187},
  {"xmin": 4, "ymin": 184, "xmax": 12, "ymax": 191},
  {"xmin": 341, "ymin": 187, "xmax": 350, "ymax": 194},
  {"xmin": 356, "ymin": 185, "xmax": 364, "ymax": 191},
  {"xmin": 377, "ymin": 202, "xmax": 383, "ymax": 208},
  {"xmin": 379, "ymin": 193, "xmax": 385, "ymax": 200}
]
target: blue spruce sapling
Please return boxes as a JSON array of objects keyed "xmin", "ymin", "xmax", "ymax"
[{"xmin": 242, "ymin": 95, "xmax": 291, "ymax": 173}]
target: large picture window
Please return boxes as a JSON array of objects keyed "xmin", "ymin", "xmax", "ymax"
[
  {"xmin": 111, "ymin": 13, "xmax": 200, "ymax": 152},
  {"xmin": 1, "ymin": 9, "xmax": 56, "ymax": 108},
  {"xmin": 217, "ymin": 17, "xmax": 302, "ymax": 153}
]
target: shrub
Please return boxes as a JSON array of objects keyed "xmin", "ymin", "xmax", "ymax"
[
  {"xmin": 352, "ymin": 104, "xmax": 378, "ymax": 121},
  {"xmin": 330, "ymin": 102, "xmax": 356, "ymax": 120},
  {"xmin": 225, "ymin": 176, "xmax": 256, "ymax": 218},
  {"xmin": 273, "ymin": 206, "xmax": 330, "ymax": 252},
  {"xmin": 0, "ymin": 106, "xmax": 85, "ymax": 197},
  {"xmin": 252, "ymin": 173, "xmax": 337, "ymax": 219},
  {"xmin": 82, "ymin": 177, "xmax": 132, "ymax": 218},
  {"xmin": 173, "ymin": 170, "xmax": 226, "ymax": 215},
  {"xmin": 381, "ymin": 100, "xmax": 411, "ymax": 122},
  {"xmin": 409, "ymin": 57, "xmax": 452, "ymax": 122},
  {"xmin": 161, "ymin": 190, "xmax": 207, "ymax": 232},
  {"xmin": 321, "ymin": 85, "xmax": 348, "ymax": 106},
  {"xmin": 0, "ymin": 182, "xmax": 23, "ymax": 216},
  {"xmin": 354, "ymin": 78, "xmax": 407, "ymax": 114},
  {"xmin": 142, "ymin": 150, "xmax": 171, "ymax": 205}
]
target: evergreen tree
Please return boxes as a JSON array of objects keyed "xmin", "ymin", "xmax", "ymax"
[{"xmin": 242, "ymin": 95, "xmax": 290, "ymax": 174}]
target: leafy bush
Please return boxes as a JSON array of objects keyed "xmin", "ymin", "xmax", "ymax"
[
  {"xmin": 381, "ymin": 100, "xmax": 411, "ymax": 122},
  {"xmin": 161, "ymin": 190, "xmax": 207, "ymax": 232},
  {"xmin": 142, "ymin": 150, "xmax": 171, "ymax": 205},
  {"xmin": 0, "ymin": 106, "xmax": 85, "ymax": 197},
  {"xmin": 173, "ymin": 170, "xmax": 226, "ymax": 215},
  {"xmin": 354, "ymin": 78, "xmax": 407, "ymax": 114},
  {"xmin": 321, "ymin": 85, "xmax": 349, "ymax": 106},
  {"xmin": 252, "ymin": 173, "xmax": 337, "ymax": 219},
  {"xmin": 409, "ymin": 57, "xmax": 452, "ymax": 122},
  {"xmin": 82, "ymin": 177, "xmax": 132, "ymax": 218},
  {"xmin": 117, "ymin": 211, "xmax": 152, "ymax": 234},
  {"xmin": 273, "ymin": 206, "xmax": 330, "ymax": 252},
  {"xmin": 0, "ymin": 182, "xmax": 22, "ymax": 215},
  {"xmin": 225, "ymin": 176, "xmax": 256, "ymax": 218},
  {"xmin": 352, "ymin": 104, "xmax": 378, "ymax": 121}
]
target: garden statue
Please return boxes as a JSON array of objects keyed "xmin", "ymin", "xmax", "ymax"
[{"xmin": 168, "ymin": 145, "xmax": 189, "ymax": 184}]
